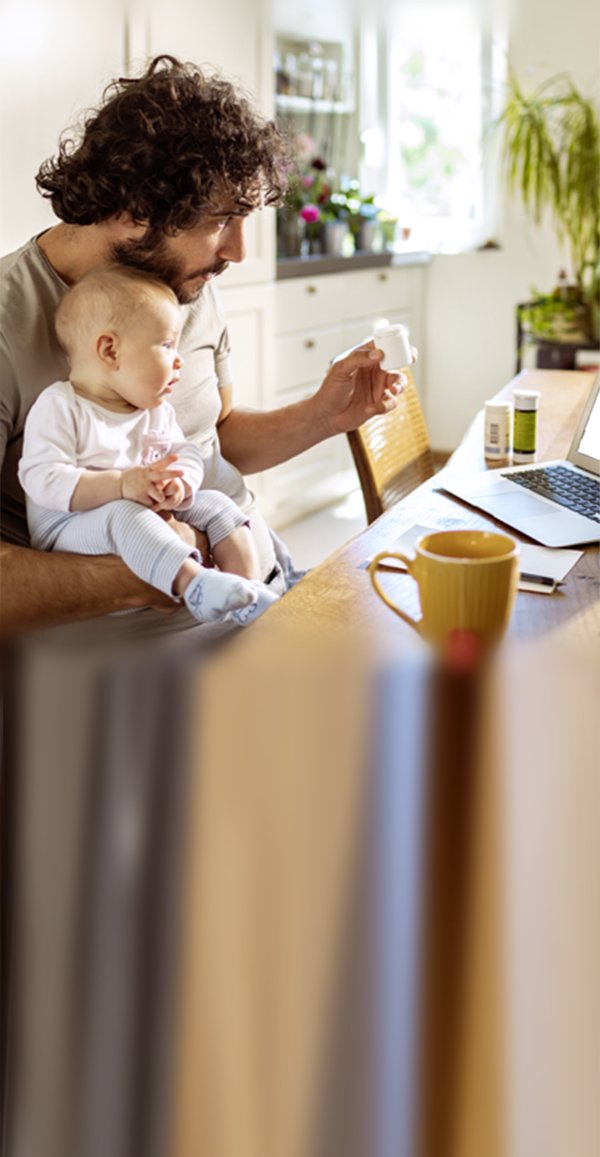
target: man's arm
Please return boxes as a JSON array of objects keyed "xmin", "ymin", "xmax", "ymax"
[
  {"xmin": 0, "ymin": 541, "xmax": 176, "ymax": 637},
  {"xmin": 217, "ymin": 343, "xmax": 406, "ymax": 474}
]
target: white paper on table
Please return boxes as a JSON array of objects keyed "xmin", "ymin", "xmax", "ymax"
[
  {"xmin": 516, "ymin": 543, "xmax": 582, "ymax": 583},
  {"xmin": 361, "ymin": 523, "xmax": 583, "ymax": 594}
]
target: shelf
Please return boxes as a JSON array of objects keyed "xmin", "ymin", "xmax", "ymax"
[
  {"xmin": 275, "ymin": 94, "xmax": 353, "ymax": 116},
  {"xmin": 274, "ymin": 34, "xmax": 352, "ymax": 118}
]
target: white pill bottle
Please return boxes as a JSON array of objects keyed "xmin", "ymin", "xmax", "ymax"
[
  {"xmin": 373, "ymin": 319, "xmax": 412, "ymax": 370},
  {"xmin": 484, "ymin": 400, "xmax": 512, "ymax": 465}
]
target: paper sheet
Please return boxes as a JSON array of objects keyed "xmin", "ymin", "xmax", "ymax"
[{"xmin": 362, "ymin": 523, "xmax": 583, "ymax": 594}]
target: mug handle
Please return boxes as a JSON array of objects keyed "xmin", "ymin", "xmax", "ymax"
[{"xmin": 368, "ymin": 551, "xmax": 423, "ymax": 634}]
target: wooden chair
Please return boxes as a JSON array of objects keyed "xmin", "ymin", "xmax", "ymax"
[{"xmin": 347, "ymin": 369, "xmax": 435, "ymax": 524}]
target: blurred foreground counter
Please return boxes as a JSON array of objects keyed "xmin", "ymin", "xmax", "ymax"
[
  {"xmin": 2, "ymin": 622, "xmax": 599, "ymax": 1157},
  {"xmin": 168, "ymin": 629, "xmax": 599, "ymax": 1157}
]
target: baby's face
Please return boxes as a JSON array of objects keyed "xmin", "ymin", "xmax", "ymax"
[{"xmin": 115, "ymin": 298, "xmax": 183, "ymax": 410}]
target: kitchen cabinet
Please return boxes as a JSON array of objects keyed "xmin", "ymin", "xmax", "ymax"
[
  {"xmin": 264, "ymin": 261, "xmax": 429, "ymax": 528},
  {"xmin": 217, "ymin": 280, "xmax": 275, "ymax": 512}
]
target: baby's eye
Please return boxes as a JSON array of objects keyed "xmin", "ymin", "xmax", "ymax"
[{"xmin": 162, "ymin": 341, "xmax": 174, "ymax": 350}]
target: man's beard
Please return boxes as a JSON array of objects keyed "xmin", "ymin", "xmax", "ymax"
[{"xmin": 111, "ymin": 230, "xmax": 228, "ymax": 304}]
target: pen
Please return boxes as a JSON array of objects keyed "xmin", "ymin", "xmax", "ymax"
[
  {"xmin": 519, "ymin": 572, "xmax": 557, "ymax": 588},
  {"xmin": 369, "ymin": 564, "xmax": 558, "ymax": 588}
]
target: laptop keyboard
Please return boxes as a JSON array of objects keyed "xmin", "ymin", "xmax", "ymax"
[{"xmin": 501, "ymin": 464, "xmax": 600, "ymax": 523}]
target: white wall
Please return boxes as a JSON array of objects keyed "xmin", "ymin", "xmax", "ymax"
[
  {"xmin": 0, "ymin": 0, "xmax": 126, "ymax": 253},
  {"xmin": 424, "ymin": 0, "xmax": 600, "ymax": 450}
]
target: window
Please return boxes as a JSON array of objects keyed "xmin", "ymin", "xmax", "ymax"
[{"xmin": 379, "ymin": 1, "xmax": 507, "ymax": 252}]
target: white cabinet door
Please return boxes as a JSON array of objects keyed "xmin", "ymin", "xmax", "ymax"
[
  {"xmin": 344, "ymin": 266, "xmax": 414, "ymax": 318},
  {"xmin": 275, "ymin": 272, "xmax": 349, "ymax": 333},
  {"xmin": 218, "ymin": 280, "xmax": 274, "ymax": 509},
  {"xmin": 275, "ymin": 326, "xmax": 346, "ymax": 395}
]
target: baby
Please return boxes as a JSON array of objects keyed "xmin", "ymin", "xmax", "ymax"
[{"xmin": 18, "ymin": 265, "xmax": 278, "ymax": 625}]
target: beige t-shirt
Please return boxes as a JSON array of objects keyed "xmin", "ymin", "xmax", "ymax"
[{"xmin": 0, "ymin": 234, "xmax": 276, "ymax": 577}]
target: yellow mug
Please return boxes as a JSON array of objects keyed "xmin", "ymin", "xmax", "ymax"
[{"xmin": 368, "ymin": 530, "xmax": 519, "ymax": 655}]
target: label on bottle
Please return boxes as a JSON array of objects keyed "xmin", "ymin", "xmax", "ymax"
[
  {"xmin": 484, "ymin": 403, "xmax": 511, "ymax": 462},
  {"xmin": 513, "ymin": 409, "xmax": 537, "ymax": 456}
]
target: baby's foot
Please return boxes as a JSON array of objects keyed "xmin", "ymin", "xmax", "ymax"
[
  {"xmin": 183, "ymin": 570, "xmax": 278, "ymax": 625},
  {"xmin": 183, "ymin": 569, "xmax": 255, "ymax": 622},
  {"xmin": 228, "ymin": 582, "xmax": 279, "ymax": 625}
]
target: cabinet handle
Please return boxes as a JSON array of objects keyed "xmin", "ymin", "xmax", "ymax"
[
  {"xmin": 304, "ymin": 338, "xmax": 316, "ymax": 349},
  {"xmin": 378, "ymin": 272, "xmax": 389, "ymax": 282},
  {"xmin": 306, "ymin": 284, "xmax": 318, "ymax": 295}
]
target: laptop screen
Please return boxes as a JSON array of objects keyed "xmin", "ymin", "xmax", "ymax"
[
  {"xmin": 571, "ymin": 376, "xmax": 600, "ymax": 474},
  {"xmin": 579, "ymin": 385, "xmax": 600, "ymax": 459}
]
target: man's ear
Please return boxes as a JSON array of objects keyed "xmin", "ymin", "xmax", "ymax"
[
  {"xmin": 112, "ymin": 211, "xmax": 148, "ymax": 236},
  {"xmin": 97, "ymin": 332, "xmax": 120, "ymax": 368}
]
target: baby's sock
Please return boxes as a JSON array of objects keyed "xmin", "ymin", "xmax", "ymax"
[
  {"xmin": 229, "ymin": 582, "xmax": 279, "ymax": 625},
  {"xmin": 183, "ymin": 568, "xmax": 278, "ymax": 625}
]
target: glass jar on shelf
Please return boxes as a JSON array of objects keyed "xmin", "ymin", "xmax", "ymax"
[
  {"xmin": 311, "ymin": 56, "xmax": 324, "ymax": 101},
  {"xmin": 283, "ymin": 52, "xmax": 298, "ymax": 96},
  {"xmin": 296, "ymin": 51, "xmax": 313, "ymax": 99},
  {"xmin": 322, "ymin": 58, "xmax": 339, "ymax": 103}
]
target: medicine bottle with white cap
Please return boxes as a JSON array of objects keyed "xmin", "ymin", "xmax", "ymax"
[
  {"xmin": 484, "ymin": 400, "xmax": 512, "ymax": 465},
  {"xmin": 373, "ymin": 320, "xmax": 412, "ymax": 371},
  {"xmin": 512, "ymin": 389, "xmax": 541, "ymax": 464}
]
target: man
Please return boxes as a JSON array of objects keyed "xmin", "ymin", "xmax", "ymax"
[{"xmin": 0, "ymin": 55, "xmax": 403, "ymax": 637}]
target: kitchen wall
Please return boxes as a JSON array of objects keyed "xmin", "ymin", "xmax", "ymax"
[
  {"xmin": 425, "ymin": 0, "xmax": 600, "ymax": 449},
  {"xmin": 0, "ymin": 0, "xmax": 124, "ymax": 252}
]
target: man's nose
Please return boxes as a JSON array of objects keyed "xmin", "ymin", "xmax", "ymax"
[{"xmin": 217, "ymin": 217, "xmax": 246, "ymax": 264}]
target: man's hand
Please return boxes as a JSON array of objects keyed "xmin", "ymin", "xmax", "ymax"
[
  {"xmin": 313, "ymin": 341, "xmax": 417, "ymax": 437},
  {"xmin": 121, "ymin": 454, "xmax": 184, "ymax": 506}
]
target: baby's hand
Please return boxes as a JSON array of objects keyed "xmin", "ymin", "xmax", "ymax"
[
  {"xmin": 152, "ymin": 476, "xmax": 187, "ymax": 511},
  {"xmin": 121, "ymin": 455, "xmax": 184, "ymax": 506}
]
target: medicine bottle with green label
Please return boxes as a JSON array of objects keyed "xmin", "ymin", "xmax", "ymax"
[{"xmin": 512, "ymin": 389, "xmax": 541, "ymax": 464}]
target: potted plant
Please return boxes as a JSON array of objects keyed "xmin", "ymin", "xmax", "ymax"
[
  {"xmin": 344, "ymin": 183, "xmax": 380, "ymax": 252},
  {"xmin": 497, "ymin": 69, "xmax": 600, "ymax": 340},
  {"xmin": 278, "ymin": 151, "xmax": 353, "ymax": 256}
]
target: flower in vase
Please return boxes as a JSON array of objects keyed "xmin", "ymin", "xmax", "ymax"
[{"xmin": 300, "ymin": 203, "xmax": 320, "ymax": 225}]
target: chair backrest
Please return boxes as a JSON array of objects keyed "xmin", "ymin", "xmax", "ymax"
[{"xmin": 347, "ymin": 369, "xmax": 434, "ymax": 524}]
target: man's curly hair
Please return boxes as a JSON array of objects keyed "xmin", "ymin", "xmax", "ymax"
[{"xmin": 36, "ymin": 55, "xmax": 291, "ymax": 232}]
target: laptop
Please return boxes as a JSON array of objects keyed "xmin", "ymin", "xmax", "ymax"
[{"xmin": 441, "ymin": 375, "xmax": 600, "ymax": 547}]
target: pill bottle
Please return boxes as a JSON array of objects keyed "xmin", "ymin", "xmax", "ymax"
[
  {"xmin": 373, "ymin": 321, "xmax": 412, "ymax": 370},
  {"xmin": 484, "ymin": 400, "xmax": 512, "ymax": 465},
  {"xmin": 512, "ymin": 389, "xmax": 541, "ymax": 464}
]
